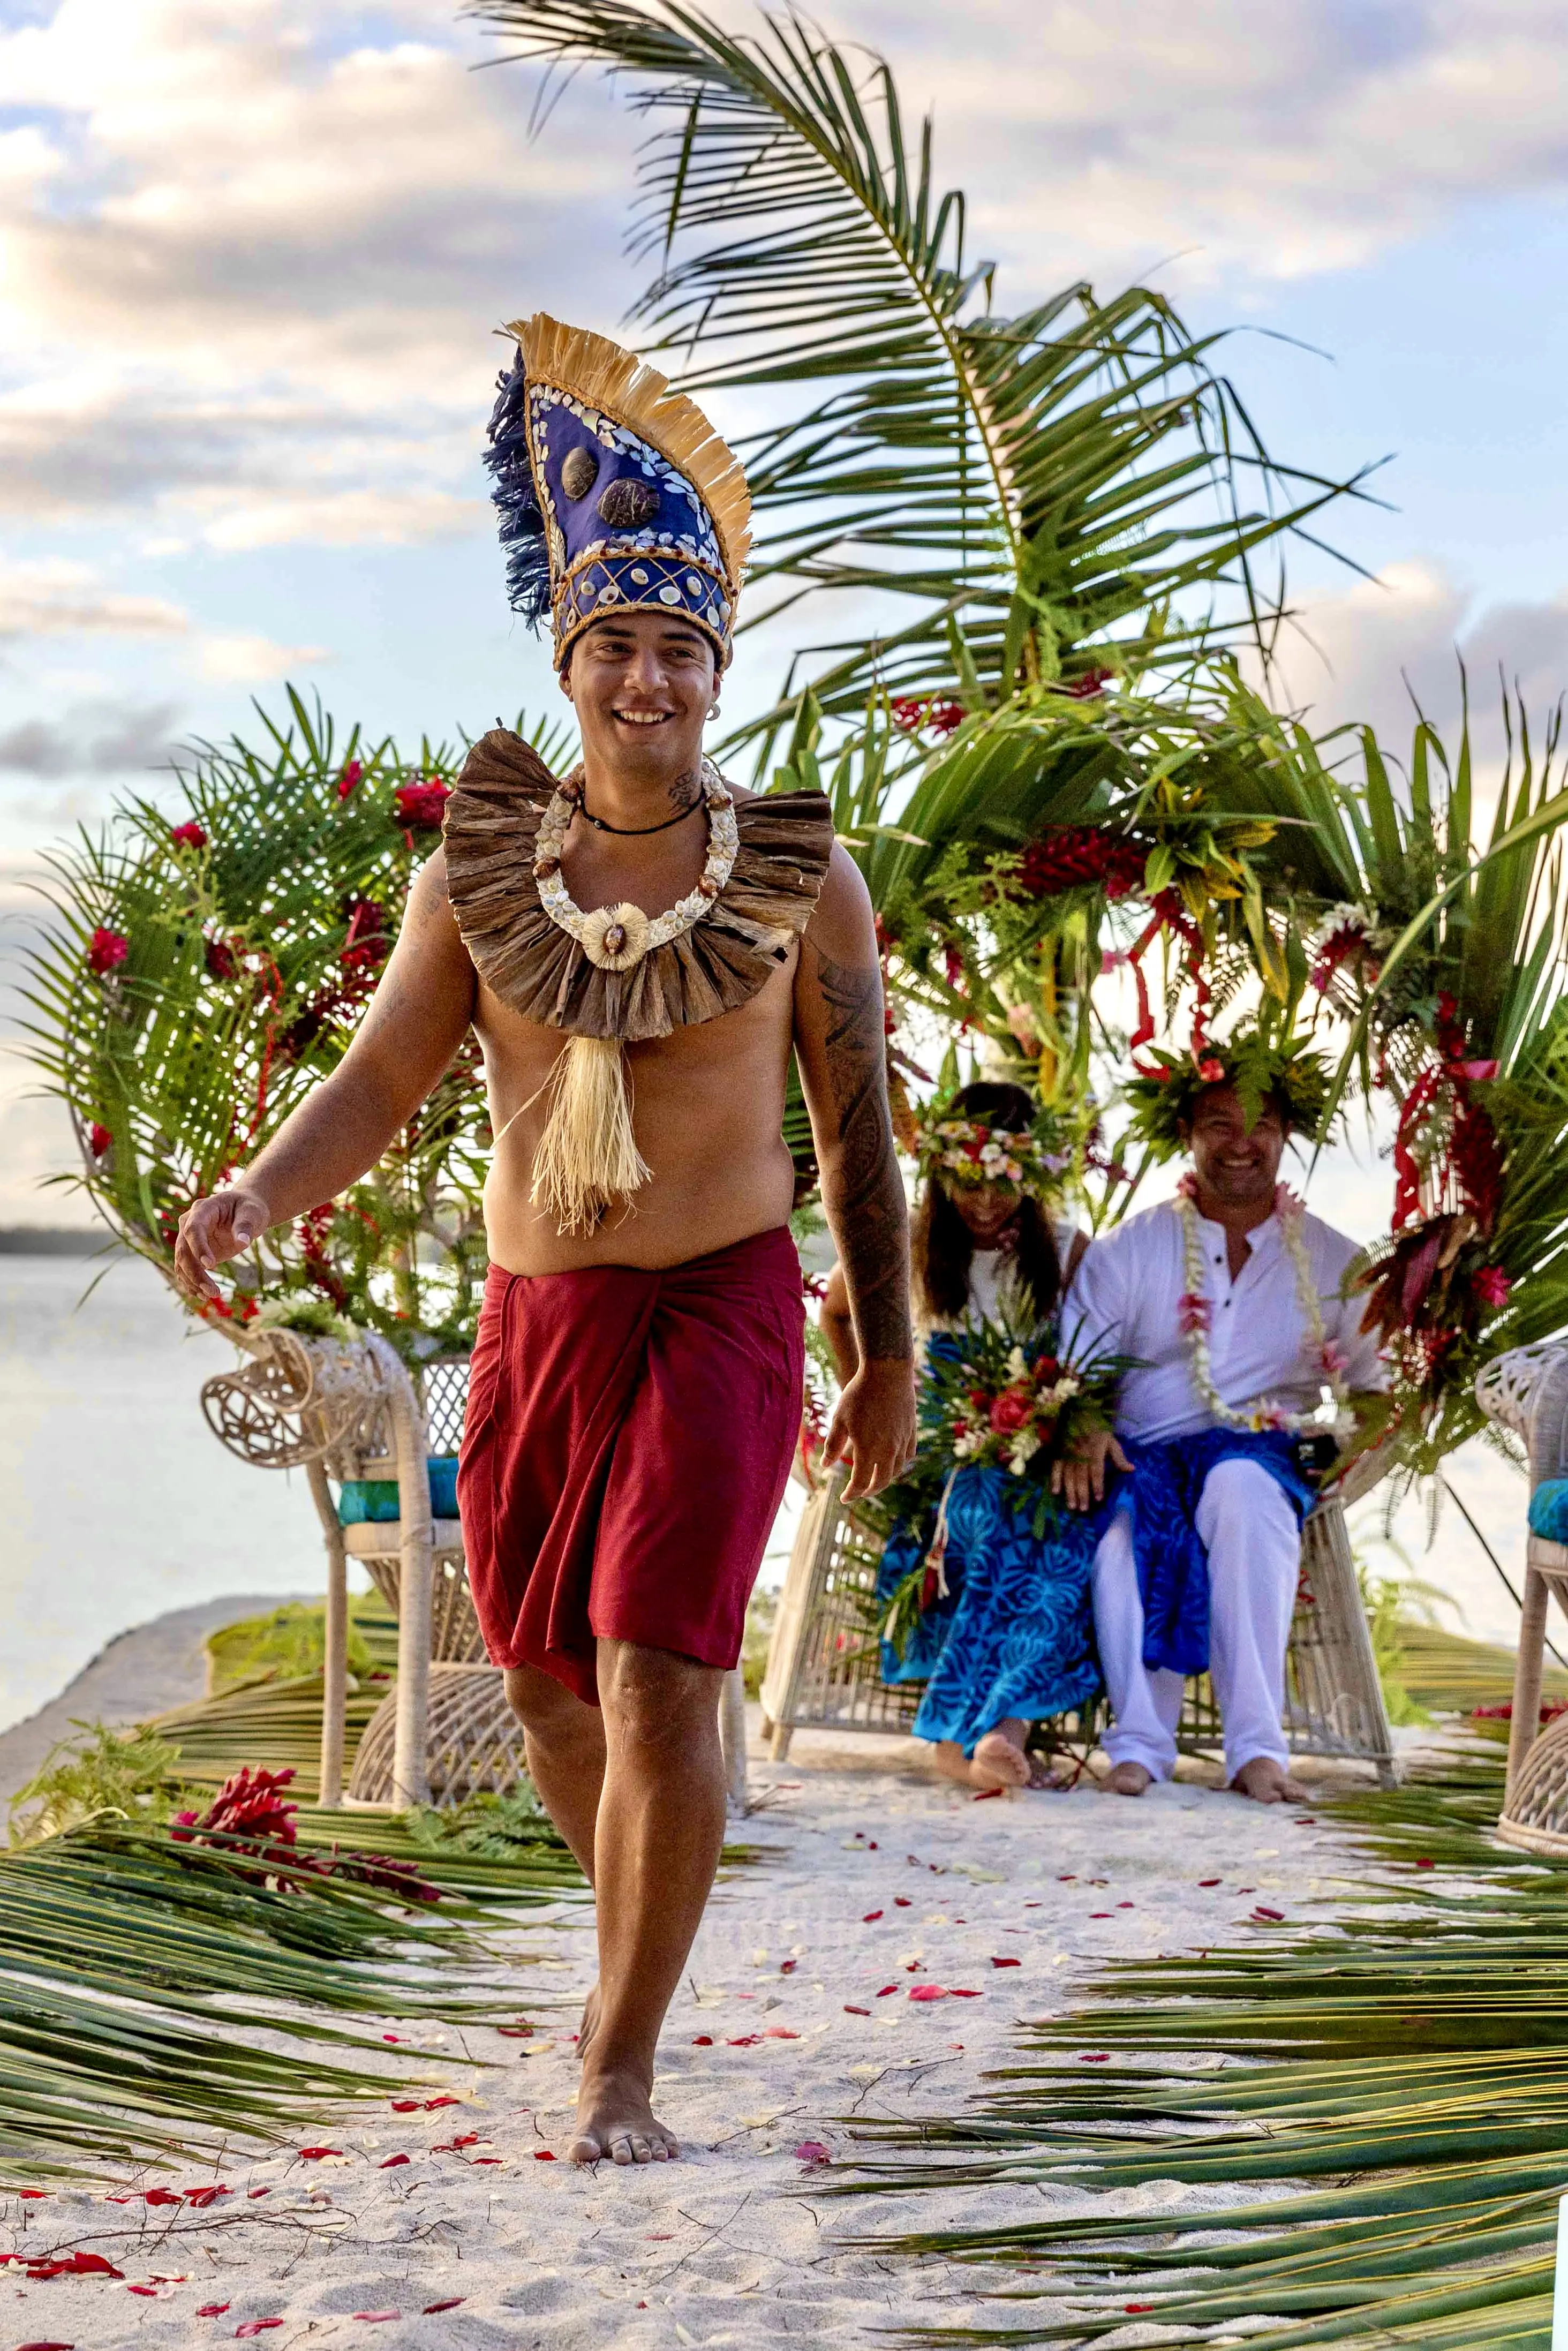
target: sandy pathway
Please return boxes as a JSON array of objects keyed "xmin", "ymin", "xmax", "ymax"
[{"xmin": 2, "ymin": 1741, "xmax": 1365, "ymax": 2349}]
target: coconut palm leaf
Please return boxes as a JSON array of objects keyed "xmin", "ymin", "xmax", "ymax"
[
  {"xmin": 477, "ymin": 0, "xmax": 1370, "ymax": 741},
  {"xmin": 840, "ymin": 1750, "xmax": 1568, "ymax": 2349}
]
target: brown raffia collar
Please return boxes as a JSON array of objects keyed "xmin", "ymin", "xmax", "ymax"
[{"xmin": 442, "ymin": 727, "xmax": 834, "ymax": 1042}]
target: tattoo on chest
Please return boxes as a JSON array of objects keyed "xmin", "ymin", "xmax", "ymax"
[{"xmin": 815, "ymin": 950, "xmax": 913, "ymax": 1362}]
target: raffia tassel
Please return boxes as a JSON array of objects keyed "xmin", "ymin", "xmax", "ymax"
[{"xmin": 529, "ymin": 1036, "xmax": 652, "ymax": 1238}]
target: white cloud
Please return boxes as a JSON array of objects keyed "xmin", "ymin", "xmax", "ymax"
[
  {"xmin": 202, "ymin": 488, "xmax": 486, "ymax": 552},
  {"xmin": 0, "ymin": 700, "xmax": 179, "ymax": 778},
  {"xmin": 198, "ymin": 632, "xmax": 328, "ymax": 682},
  {"xmin": 0, "ymin": 561, "xmax": 187, "ymax": 638},
  {"xmin": 1263, "ymin": 557, "xmax": 1568, "ymax": 749}
]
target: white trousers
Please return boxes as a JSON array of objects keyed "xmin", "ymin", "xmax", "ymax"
[{"xmin": 1091, "ymin": 1457, "xmax": 1300, "ymax": 1783}]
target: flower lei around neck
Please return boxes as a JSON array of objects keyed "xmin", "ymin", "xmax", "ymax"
[
  {"xmin": 531, "ymin": 755, "xmax": 738, "ymax": 972},
  {"xmin": 1174, "ymin": 1174, "xmax": 1351, "ymax": 1436}
]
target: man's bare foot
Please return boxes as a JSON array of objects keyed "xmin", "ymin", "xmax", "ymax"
[
  {"xmin": 1230, "ymin": 1756, "xmax": 1308, "ymax": 1804},
  {"xmin": 575, "ymin": 1981, "xmax": 601, "ymax": 2066},
  {"xmin": 1103, "ymin": 1760, "xmax": 1152, "ymax": 1797},
  {"xmin": 569, "ymin": 2065, "xmax": 679, "ymax": 2166}
]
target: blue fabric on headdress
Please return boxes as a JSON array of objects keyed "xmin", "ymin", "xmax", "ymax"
[{"xmin": 484, "ymin": 347, "xmax": 736, "ymax": 668}]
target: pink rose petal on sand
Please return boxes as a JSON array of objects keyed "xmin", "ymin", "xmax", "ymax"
[
  {"xmin": 908, "ymin": 1984, "xmax": 947, "ymax": 2001},
  {"xmin": 794, "ymin": 2141, "xmax": 831, "ymax": 2166}
]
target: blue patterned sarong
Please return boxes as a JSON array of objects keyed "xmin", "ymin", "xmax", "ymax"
[
  {"xmin": 877, "ymin": 1466, "xmax": 1103, "ymax": 1755},
  {"xmin": 1111, "ymin": 1428, "xmax": 1317, "ymax": 1676}
]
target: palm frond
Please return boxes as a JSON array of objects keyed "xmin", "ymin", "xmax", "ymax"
[{"xmin": 476, "ymin": 0, "xmax": 1373, "ymax": 740}]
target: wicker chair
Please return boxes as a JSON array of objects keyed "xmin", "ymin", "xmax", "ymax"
[
  {"xmin": 1474, "ymin": 1343, "xmax": 1568, "ymax": 1851},
  {"xmin": 201, "ymin": 1329, "xmax": 751, "ymax": 1812},
  {"xmin": 760, "ymin": 1452, "xmax": 1398, "ymax": 1786}
]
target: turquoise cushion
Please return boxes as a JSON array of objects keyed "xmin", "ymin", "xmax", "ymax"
[
  {"xmin": 1529, "ymin": 1479, "xmax": 1568, "ymax": 1544},
  {"xmin": 337, "ymin": 1455, "xmax": 461, "ymax": 1526}
]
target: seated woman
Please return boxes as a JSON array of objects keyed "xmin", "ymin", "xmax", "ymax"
[{"xmin": 821, "ymin": 1079, "xmax": 1102, "ymax": 1792}]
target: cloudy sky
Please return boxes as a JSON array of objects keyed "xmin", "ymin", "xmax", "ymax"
[{"xmin": 3, "ymin": 0, "xmax": 1563, "ymax": 1625}]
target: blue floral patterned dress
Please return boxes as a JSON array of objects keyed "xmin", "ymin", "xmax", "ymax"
[{"xmin": 877, "ymin": 1313, "xmax": 1104, "ymax": 1755}]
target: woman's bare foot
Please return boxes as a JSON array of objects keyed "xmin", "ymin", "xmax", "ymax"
[
  {"xmin": 569, "ymin": 2064, "xmax": 680, "ymax": 2166},
  {"xmin": 575, "ymin": 1981, "xmax": 601, "ymax": 2065},
  {"xmin": 1103, "ymin": 1760, "xmax": 1152, "ymax": 1797},
  {"xmin": 1230, "ymin": 1756, "xmax": 1308, "ymax": 1804},
  {"xmin": 970, "ymin": 1729, "xmax": 1032, "ymax": 1789}
]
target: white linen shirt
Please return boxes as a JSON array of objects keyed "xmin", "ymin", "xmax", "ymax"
[{"xmin": 1062, "ymin": 1197, "xmax": 1386, "ymax": 1444}]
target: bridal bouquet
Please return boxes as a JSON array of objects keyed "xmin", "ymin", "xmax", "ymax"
[{"xmin": 924, "ymin": 1315, "xmax": 1131, "ymax": 1494}]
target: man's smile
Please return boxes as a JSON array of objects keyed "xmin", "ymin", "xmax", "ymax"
[{"xmin": 610, "ymin": 707, "xmax": 674, "ymax": 726}]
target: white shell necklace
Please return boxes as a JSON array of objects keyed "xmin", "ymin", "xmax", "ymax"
[{"xmin": 530, "ymin": 756, "xmax": 740, "ymax": 974}]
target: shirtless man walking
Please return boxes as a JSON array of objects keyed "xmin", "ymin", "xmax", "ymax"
[{"xmin": 175, "ymin": 317, "xmax": 916, "ymax": 2167}]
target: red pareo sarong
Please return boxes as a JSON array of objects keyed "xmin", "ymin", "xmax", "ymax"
[{"xmin": 457, "ymin": 1226, "xmax": 805, "ymax": 1705}]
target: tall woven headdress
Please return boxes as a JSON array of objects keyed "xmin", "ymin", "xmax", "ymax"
[{"xmin": 484, "ymin": 313, "xmax": 751, "ymax": 669}]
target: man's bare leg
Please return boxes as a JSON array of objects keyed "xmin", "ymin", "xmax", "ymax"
[
  {"xmin": 504, "ymin": 1664, "xmax": 607, "ymax": 2060},
  {"xmin": 570, "ymin": 1638, "xmax": 727, "ymax": 2166},
  {"xmin": 1230, "ymin": 1755, "xmax": 1308, "ymax": 1804}
]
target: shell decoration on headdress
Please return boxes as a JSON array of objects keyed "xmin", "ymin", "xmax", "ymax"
[{"xmin": 483, "ymin": 312, "xmax": 751, "ymax": 670}]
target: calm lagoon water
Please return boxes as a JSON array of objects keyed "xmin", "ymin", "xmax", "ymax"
[{"xmin": 0, "ymin": 1252, "xmax": 326, "ymax": 1735}]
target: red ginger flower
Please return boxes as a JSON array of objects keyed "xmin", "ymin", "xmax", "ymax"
[
  {"xmin": 170, "ymin": 820, "xmax": 208, "ymax": 850},
  {"xmin": 1017, "ymin": 829, "xmax": 1145, "ymax": 901},
  {"xmin": 88, "ymin": 924, "xmax": 129, "ymax": 975},
  {"xmin": 173, "ymin": 1764, "xmax": 298, "ymax": 1849},
  {"xmin": 891, "ymin": 695, "xmax": 964, "ymax": 738},
  {"xmin": 89, "ymin": 1121, "xmax": 112, "ymax": 1156},
  {"xmin": 394, "ymin": 776, "xmax": 450, "ymax": 830}
]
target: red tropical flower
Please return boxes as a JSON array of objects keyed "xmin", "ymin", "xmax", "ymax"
[
  {"xmin": 89, "ymin": 1120, "xmax": 112, "ymax": 1156},
  {"xmin": 394, "ymin": 777, "xmax": 450, "ymax": 830},
  {"xmin": 1016, "ymin": 828, "xmax": 1145, "ymax": 902},
  {"xmin": 987, "ymin": 1389, "xmax": 1031, "ymax": 1435},
  {"xmin": 205, "ymin": 936, "xmax": 238, "ymax": 980},
  {"xmin": 1054, "ymin": 665, "xmax": 1114, "ymax": 700},
  {"xmin": 170, "ymin": 820, "xmax": 208, "ymax": 850},
  {"xmin": 87, "ymin": 925, "xmax": 129, "ymax": 975},
  {"xmin": 1474, "ymin": 1264, "xmax": 1512, "ymax": 1309},
  {"xmin": 337, "ymin": 758, "xmax": 364, "ymax": 800}
]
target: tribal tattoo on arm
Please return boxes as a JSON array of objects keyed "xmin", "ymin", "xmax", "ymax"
[{"xmin": 812, "ymin": 950, "xmax": 913, "ymax": 1363}]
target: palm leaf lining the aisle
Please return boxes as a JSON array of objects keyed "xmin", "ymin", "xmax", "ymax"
[{"xmin": 836, "ymin": 1748, "xmax": 1567, "ymax": 2348}]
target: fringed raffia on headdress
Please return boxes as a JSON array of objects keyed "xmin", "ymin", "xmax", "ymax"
[{"xmin": 508, "ymin": 314, "xmax": 752, "ymax": 588}]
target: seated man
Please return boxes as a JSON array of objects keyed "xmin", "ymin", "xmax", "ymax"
[{"xmin": 1060, "ymin": 1032, "xmax": 1386, "ymax": 1803}]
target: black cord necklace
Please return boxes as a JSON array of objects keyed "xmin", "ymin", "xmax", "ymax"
[{"xmin": 579, "ymin": 790, "xmax": 704, "ymax": 838}]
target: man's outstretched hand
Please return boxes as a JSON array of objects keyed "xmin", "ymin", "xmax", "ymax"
[
  {"xmin": 175, "ymin": 1186, "xmax": 273, "ymax": 1303},
  {"xmin": 1053, "ymin": 1424, "xmax": 1132, "ymax": 1512},
  {"xmin": 824, "ymin": 1359, "xmax": 918, "ymax": 1502}
]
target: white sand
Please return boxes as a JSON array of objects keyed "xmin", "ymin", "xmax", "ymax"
[{"xmin": 0, "ymin": 1723, "xmax": 1391, "ymax": 2350}]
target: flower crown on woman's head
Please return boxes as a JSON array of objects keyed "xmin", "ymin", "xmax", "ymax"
[
  {"xmin": 913, "ymin": 1103, "xmax": 1075, "ymax": 1202},
  {"xmin": 1123, "ymin": 1028, "xmax": 1332, "ymax": 1163}
]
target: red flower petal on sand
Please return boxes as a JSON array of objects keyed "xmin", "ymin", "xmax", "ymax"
[
  {"xmin": 973, "ymin": 1787, "xmax": 1003, "ymax": 1802},
  {"xmin": 533, "ymin": 2150, "xmax": 555, "ymax": 2161},
  {"xmin": 692, "ymin": 2034, "xmax": 714, "ymax": 2046},
  {"xmin": 1198, "ymin": 1878, "xmax": 1221, "ymax": 1887},
  {"xmin": 764, "ymin": 2028, "xmax": 800, "ymax": 2040},
  {"xmin": 236, "ymin": 2326, "xmax": 285, "ymax": 2339},
  {"xmin": 144, "ymin": 2187, "xmax": 182, "ymax": 2205},
  {"xmin": 379, "ymin": 2155, "xmax": 410, "ymax": 2169},
  {"xmin": 352, "ymin": 2315, "xmax": 401, "ymax": 2323},
  {"xmin": 894, "ymin": 1897, "xmax": 911, "ymax": 1908},
  {"xmin": 991, "ymin": 1956, "xmax": 1022, "ymax": 1968},
  {"xmin": 247, "ymin": 2188, "xmax": 270, "ymax": 2199},
  {"xmin": 1089, "ymin": 1911, "xmax": 1112, "ymax": 1918},
  {"xmin": 876, "ymin": 1985, "xmax": 899, "ymax": 1997},
  {"xmin": 843, "ymin": 2005, "xmax": 870, "ymax": 2016},
  {"xmin": 794, "ymin": 2141, "xmax": 831, "ymax": 2166},
  {"xmin": 424, "ymin": 2301, "xmax": 465, "ymax": 2314},
  {"xmin": 496, "ymin": 2022, "xmax": 534, "ymax": 2037},
  {"xmin": 908, "ymin": 1985, "xmax": 947, "ymax": 2002},
  {"xmin": 1080, "ymin": 2052, "xmax": 1110, "ymax": 2062},
  {"xmin": 28, "ymin": 2251, "xmax": 123, "ymax": 2279},
  {"xmin": 862, "ymin": 1910, "xmax": 883, "ymax": 1922},
  {"xmin": 727, "ymin": 2034, "xmax": 763, "ymax": 2046},
  {"xmin": 297, "ymin": 2147, "xmax": 343, "ymax": 2160},
  {"xmin": 424, "ymin": 2095, "xmax": 461, "ymax": 2109},
  {"xmin": 1126, "ymin": 2302, "xmax": 1154, "ymax": 2314},
  {"xmin": 1252, "ymin": 1906, "xmax": 1285, "ymax": 1922},
  {"xmin": 199, "ymin": 2305, "xmax": 232, "ymax": 2317},
  {"xmin": 1415, "ymin": 1857, "xmax": 1435, "ymax": 1870},
  {"xmin": 948, "ymin": 1988, "xmax": 982, "ymax": 1998},
  {"xmin": 128, "ymin": 2285, "xmax": 161, "ymax": 2297}
]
